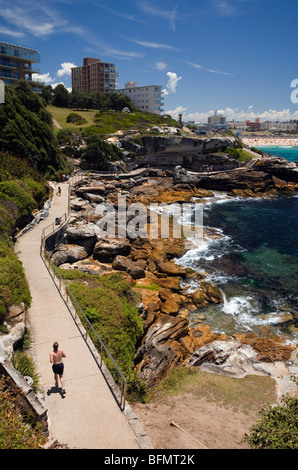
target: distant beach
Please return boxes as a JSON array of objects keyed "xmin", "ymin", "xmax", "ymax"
[{"xmin": 243, "ymin": 136, "xmax": 298, "ymax": 147}]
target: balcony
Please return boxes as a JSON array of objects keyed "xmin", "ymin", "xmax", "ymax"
[
  {"xmin": 0, "ymin": 70, "xmax": 20, "ymax": 80},
  {"xmin": 0, "ymin": 60, "xmax": 17, "ymax": 69},
  {"xmin": 23, "ymin": 64, "xmax": 41, "ymax": 73}
]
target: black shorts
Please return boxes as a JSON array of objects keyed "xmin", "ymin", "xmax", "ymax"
[{"xmin": 52, "ymin": 363, "xmax": 64, "ymax": 376}]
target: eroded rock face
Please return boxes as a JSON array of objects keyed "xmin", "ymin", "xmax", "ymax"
[
  {"xmin": 0, "ymin": 304, "xmax": 26, "ymax": 362},
  {"xmin": 135, "ymin": 314, "xmax": 189, "ymax": 388},
  {"xmin": 256, "ymin": 157, "xmax": 298, "ymax": 182},
  {"xmin": 197, "ymin": 158, "xmax": 298, "ymax": 195},
  {"xmin": 188, "ymin": 340, "xmax": 259, "ymax": 367},
  {"xmin": 139, "ymin": 136, "xmax": 238, "ymax": 170},
  {"xmin": 51, "ymin": 242, "xmax": 95, "ymax": 265}
]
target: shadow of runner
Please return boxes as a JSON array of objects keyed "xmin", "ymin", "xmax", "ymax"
[{"xmin": 47, "ymin": 386, "xmax": 66, "ymax": 399}]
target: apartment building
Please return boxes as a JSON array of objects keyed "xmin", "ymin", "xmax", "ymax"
[
  {"xmin": 0, "ymin": 41, "xmax": 43, "ymax": 93},
  {"xmin": 115, "ymin": 80, "xmax": 164, "ymax": 115},
  {"xmin": 71, "ymin": 58, "xmax": 118, "ymax": 94},
  {"xmin": 208, "ymin": 113, "xmax": 226, "ymax": 125}
]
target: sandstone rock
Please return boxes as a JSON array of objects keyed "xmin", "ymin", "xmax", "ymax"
[
  {"xmin": 147, "ymin": 259, "xmax": 156, "ymax": 273},
  {"xmin": 157, "ymin": 260, "xmax": 186, "ymax": 277},
  {"xmin": 71, "ymin": 197, "xmax": 92, "ymax": 211},
  {"xmin": 84, "ymin": 193, "xmax": 106, "ymax": 204},
  {"xmin": 178, "ymin": 307, "xmax": 190, "ymax": 318},
  {"xmin": 235, "ymin": 333, "xmax": 294, "ymax": 362},
  {"xmin": 0, "ymin": 322, "xmax": 25, "ymax": 361},
  {"xmin": 76, "ymin": 184, "xmax": 106, "ymax": 196},
  {"xmin": 189, "ymin": 340, "xmax": 258, "ymax": 367},
  {"xmin": 160, "ymin": 300, "xmax": 180, "ymax": 315},
  {"xmin": 66, "ymin": 223, "xmax": 101, "ymax": 240},
  {"xmin": 135, "ymin": 314, "xmax": 189, "ymax": 388},
  {"xmin": 154, "ymin": 277, "xmax": 181, "ymax": 291},
  {"xmin": 51, "ymin": 243, "xmax": 92, "ymax": 266},
  {"xmin": 173, "ymin": 165, "xmax": 200, "ymax": 185},
  {"xmin": 129, "ymin": 266, "xmax": 146, "ymax": 280},
  {"xmin": 198, "ymin": 169, "xmax": 272, "ymax": 193},
  {"xmin": 192, "ymin": 289, "xmax": 209, "ymax": 307},
  {"xmin": 200, "ymin": 281, "xmax": 223, "ymax": 303},
  {"xmin": 5, "ymin": 304, "xmax": 25, "ymax": 327},
  {"xmin": 93, "ymin": 238, "xmax": 131, "ymax": 261},
  {"xmin": 272, "ymin": 175, "xmax": 288, "ymax": 189},
  {"xmin": 255, "ymin": 157, "xmax": 298, "ymax": 183},
  {"xmin": 112, "ymin": 255, "xmax": 132, "ymax": 271}
]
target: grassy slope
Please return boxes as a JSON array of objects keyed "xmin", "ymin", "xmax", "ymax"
[
  {"xmin": 48, "ymin": 105, "xmax": 181, "ymax": 135},
  {"xmin": 47, "ymin": 105, "xmax": 98, "ymax": 131}
]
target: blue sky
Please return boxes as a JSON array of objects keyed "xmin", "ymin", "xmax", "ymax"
[{"xmin": 0, "ymin": 0, "xmax": 298, "ymax": 122}]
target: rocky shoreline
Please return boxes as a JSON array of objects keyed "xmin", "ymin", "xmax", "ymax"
[{"xmin": 46, "ymin": 156, "xmax": 298, "ymax": 390}]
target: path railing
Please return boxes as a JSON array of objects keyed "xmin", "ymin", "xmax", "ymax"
[{"xmin": 39, "ymin": 181, "xmax": 127, "ymax": 410}]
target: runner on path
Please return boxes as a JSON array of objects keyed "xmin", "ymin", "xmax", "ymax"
[{"xmin": 50, "ymin": 342, "xmax": 66, "ymax": 394}]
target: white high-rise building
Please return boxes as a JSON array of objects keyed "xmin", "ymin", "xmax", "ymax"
[{"xmin": 115, "ymin": 80, "xmax": 164, "ymax": 115}]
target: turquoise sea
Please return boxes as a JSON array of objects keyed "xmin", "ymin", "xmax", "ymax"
[
  {"xmin": 176, "ymin": 147, "xmax": 298, "ymax": 343},
  {"xmin": 256, "ymin": 145, "xmax": 298, "ymax": 162}
]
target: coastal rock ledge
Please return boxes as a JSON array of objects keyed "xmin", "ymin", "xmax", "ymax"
[{"xmin": 48, "ymin": 169, "xmax": 298, "ymax": 390}]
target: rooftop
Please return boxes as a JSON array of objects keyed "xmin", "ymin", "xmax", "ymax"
[{"xmin": 0, "ymin": 41, "xmax": 40, "ymax": 62}]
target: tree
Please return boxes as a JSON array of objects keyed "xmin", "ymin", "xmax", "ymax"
[
  {"xmin": 82, "ymin": 135, "xmax": 123, "ymax": 169},
  {"xmin": 0, "ymin": 82, "xmax": 71, "ymax": 178},
  {"xmin": 41, "ymin": 85, "xmax": 53, "ymax": 105},
  {"xmin": 52, "ymin": 84, "xmax": 69, "ymax": 108}
]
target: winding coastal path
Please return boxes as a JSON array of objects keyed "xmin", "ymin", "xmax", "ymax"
[{"xmin": 15, "ymin": 180, "xmax": 146, "ymax": 449}]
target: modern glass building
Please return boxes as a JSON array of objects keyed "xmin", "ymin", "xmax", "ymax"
[{"xmin": 0, "ymin": 41, "xmax": 44, "ymax": 93}]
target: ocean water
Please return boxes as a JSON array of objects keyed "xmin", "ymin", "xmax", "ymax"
[
  {"xmin": 175, "ymin": 144, "xmax": 298, "ymax": 342},
  {"xmin": 177, "ymin": 195, "xmax": 298, "ymax": 341},
  {"xmin": 256, "ymin": 145, "xmax": 298, "ymax": 162}
]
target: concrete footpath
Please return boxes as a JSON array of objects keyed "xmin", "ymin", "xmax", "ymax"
[{"xmin": 15, "ymin": 181, "xmax": 147, "ymax": 449}]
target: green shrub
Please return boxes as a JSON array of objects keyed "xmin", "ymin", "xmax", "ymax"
[
  {"xmin": 0, "ymin": 377, "xmax": 46, "ymax": 448},
  {"xmin": 244, "ymin": 396, "xmax": 298, "ymax": 449},
  {"xmin": 0, "ymin": 236, "xmax": 31, "ymax": 309},
  {"xmin": 66, "ymin": 113, "xmax": 87, "ymax": 125},
  {"xmin": 0, "ymin": 181, "xmax": 37, "ymax": 218},
  {"xmin": 12, "ymin": 351, "xmax": 41, "ymax": 392},
  {"xmin": 64, "ymin": 273, "xmax": 143, "ymax": 376}
]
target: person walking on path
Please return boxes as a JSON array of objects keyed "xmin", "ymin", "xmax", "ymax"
[{"xmin": 50, "ymin": 342, "xmax": 66, "ymax": 394}]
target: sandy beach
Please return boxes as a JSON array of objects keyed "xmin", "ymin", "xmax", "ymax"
[{"xmin": 243, "ymin": 136, "xmax": 298, "ymax": 147}]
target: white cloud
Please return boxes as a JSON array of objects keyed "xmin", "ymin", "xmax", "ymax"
[
  {"xmin": 0, "ymin": 5, "xmax": 60, "ymax": 37},
  {"xmin": 212, "ymin": 0, "xmax": 237, "ymax": 17},
  {"xmin": 0, "ymin": 26, "xmax": 25, "ymax": 38},
  {"xmin": 165, "ymin": 72, "xmax": 182, "ymax": 94},
  {"xmin": 0, "ymin": 2, "xmax": 85, "ymax": 39},
  {"xmin": 137, "ymin": 1, "xmax": 179, "ymax": 31},
  {"xmin": 165, "ymin": 106, "xmax": 298, "ymax": 123},
  {"xmin": 57, "ymin": 62, "xmax": 77, "ymax": 78},
  {"xmin": 186, "ymin": 61, "xmax": 234, "ymax": 77},
  {"xmin": 32, "ymin": 72, "xmax": 54, "ymax": 84},
  {"xmin": 156, "ymin": 62, "xmax": 167, "ymax": 71},
  {"xmin": 131, "ymin": 39, "xmax": 178, "ymax": 50}
]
